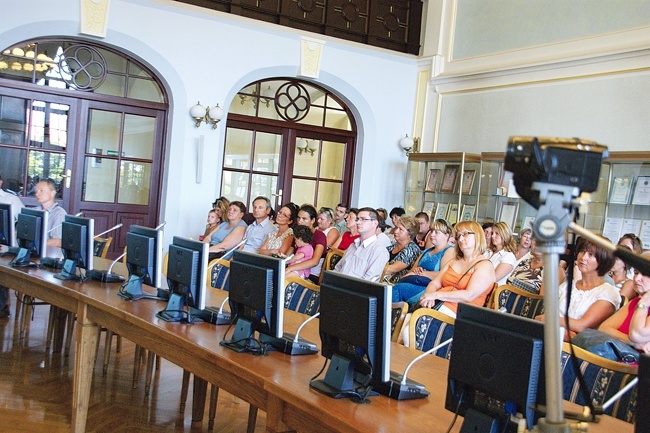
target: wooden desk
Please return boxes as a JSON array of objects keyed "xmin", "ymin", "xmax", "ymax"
[{"xmin": 0, "ymin": 257, "xmax": 635, "ymax": 433}]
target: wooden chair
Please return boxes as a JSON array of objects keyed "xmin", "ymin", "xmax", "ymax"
[
  {"xmin": 93, "ymin": 236, "xmax": 113, "ymax": 258},
  {"xmin": 390, "ymin": 301, "xmax": 408, "ymax": 343},
  {"xmin": 284, "ymin": 276, "xmax": 320, "ymax": 316},
  {"xmin": 407, "ymin": 307, "xmax": 454, "ymax": 359},
  {"xmin": 491, "ymin": 284, "xmax": 544, "ymax": 319},
  {"xmin": 319, "ymin": 247, "xmax": 344, "ymax": 284},
  {"xmin": 561, "ymin": 342, "xmax": 638, "ymax": 423}
]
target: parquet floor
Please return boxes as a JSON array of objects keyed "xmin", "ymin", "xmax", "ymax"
[{"xmin": 0, "ymin": 294, "xmax": 267, "ymax": 433}]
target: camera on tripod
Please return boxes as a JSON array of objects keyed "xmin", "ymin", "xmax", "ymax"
[{"xmin": 504, "ymin": 136, "xmax": 609, "ymax": 210}]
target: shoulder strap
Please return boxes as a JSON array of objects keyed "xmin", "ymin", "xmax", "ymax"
[{"xmin": 454, "ymin": 259, "xmax": 489, "ymax": 287}]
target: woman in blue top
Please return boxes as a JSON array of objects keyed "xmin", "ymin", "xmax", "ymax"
[
  {"xmin": 392, "ymin": 218, "xmax": 455, "ymax": 305},
  {"xmin": 209, "ymin": 201, "xmax": 248, "ymax": 255}
]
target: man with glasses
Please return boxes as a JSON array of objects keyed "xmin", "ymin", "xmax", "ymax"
[{"xmin": 334, "ymin": 207, "xmax": 389, "ymax": 281}]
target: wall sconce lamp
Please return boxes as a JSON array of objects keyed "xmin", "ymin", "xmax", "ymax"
[
  {"xmin": 296, "ymin": 138, "xmax": 318, "ymax": 156},
  {"xmin": 190, "ymin": 101, "xmax": 224, "ymax": 129},
  {"xmin": 399, "ymin": 134, "xmax": 419, "ymax": 155}
]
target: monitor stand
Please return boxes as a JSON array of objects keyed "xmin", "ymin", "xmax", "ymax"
[
  {"xmin": 220, "ymin": 318, "xmax": 259, "ymax": 353},
  {"xmin": 310, "ymin": 354, "xmax": 371, "ymax": 402},
  {"xmin": 9, "ymin": 248, "xmax": 37, "ymax": 268},
  {"xmin": 53, "ymin": 259, "xmax": 81, "ymax": 281},
  {"xmin": 118, "ymin": 274, "xmax": 165, "ymax": 300},
  {"xmin": 259, "ymin": 332, "xmax": 318, "ymax": 356}
]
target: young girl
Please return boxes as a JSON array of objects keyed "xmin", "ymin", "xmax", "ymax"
[{"xmin": 285, "ymin": 225, "xmax": 314, "ymax": 279}]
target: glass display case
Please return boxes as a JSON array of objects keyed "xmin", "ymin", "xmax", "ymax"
[{"xmin": 404, "ymin": 153, "xmax": 481, "ymax": 224}]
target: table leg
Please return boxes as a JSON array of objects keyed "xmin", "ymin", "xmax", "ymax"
[
  {"xmin": 265, "ymin": 395, "xmax": 295, "ymax": 433},
  {"xmin": 192, "ymin": 376, "xmax": 208, "ymax": 423},
  {"xmin": 71, "ymin": 303, "xmax": 98, "ymax": 433}
]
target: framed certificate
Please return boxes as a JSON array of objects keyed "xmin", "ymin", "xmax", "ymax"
[
  {"xmin": 440, "ymin": 165, "xmax": 459, "ymax": 193},
  {"xmin": 498, "ymin": 201, "xmax": 519, "ymax": 230},
  {"xmin": 447, "ymin": 203, "xmax": 459, "ymax": 224},
  {"xmin": 422, "ymin": 201, "xmax": 435, "ymax": 216},
  {"xmin": 425, "ymin": 169, "xmax": 440, "ymax": 192},
  {"xmin": 461, "ymin": 170, "xmax": 476, "ymax": 195},
  {"xmin": 460, "ymin": 204, "xmax": 476, "ymax": 222},
  {"xmin": 610, "ymin": 176, "xmax": 633, "ymax": 204},
  {"xmin": 434, "ymin": 202, "xmax": 449, "ymax": 221},
  {"xmin": 632, "ymin": 177, "xmax": 650, "ymax": 206}
]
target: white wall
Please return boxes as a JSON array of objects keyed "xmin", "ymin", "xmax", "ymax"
[{"xmin": 1, "ymin": 0, "xmax": 420, "ymax": 243}]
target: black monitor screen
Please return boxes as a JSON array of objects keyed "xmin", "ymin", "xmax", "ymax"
[
  {"xmin": 125, "ymin": 225, "xmax": 162, "ymax": 289},
  {"xmin": 637, "ymin": 354, "xmax": 650, "ymax": 433},
  {"xmin": 446, "ymin": 304, "xmax": 545, "ymax": 432},
  {"xmin": 60, "ymin": 215, "xmax": 94, "ymax": 272},
  {"xmin": 0, "ymin": 203, "xmax": 13, "ymax": 248},
  {"xmin": 166, "ymin": 236, "xmax": 208, "ymax": 310},
  {"xmin": 13, "ymin": 208, "xmax": 48, "ymax": 265}
]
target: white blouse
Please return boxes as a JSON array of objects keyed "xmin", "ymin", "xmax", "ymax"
[{"xmin": 558, "ymin": 280, "xmax": 621, "ymax": 320}]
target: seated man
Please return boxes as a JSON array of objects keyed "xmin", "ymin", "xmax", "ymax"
[
  {"xmin": 242, "ymin": 196, "xmax": 277, "ymax": 253},
  {"xmin": 334, "ymin": 207, "xmax": 389, "ymax": 281}
]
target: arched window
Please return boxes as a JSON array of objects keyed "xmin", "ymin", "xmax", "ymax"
[{"xmin": 223, "ymin": 78, "xmax": 357, "ymax": 209}]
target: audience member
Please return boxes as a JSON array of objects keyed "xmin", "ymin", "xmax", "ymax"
[
  {"xmin": 200, "ymin": 209, "xmax": 219, "ymax": 242},
  {"xmin": 482, "ymin": 222, "xmax": 494, "ymax": 254},
  {"xmin": 600, "ymin": 252, "xmax": 650, "ymax": 352},
  {"xmin": 392, "ymin": 218, "xmax": 454, "ymax": 304},
  {"xmin": 514, "ymin": 228, "xmax": 532, "ymax": 264},
  {"xmin": 388, "ymin": 207, "xmax": 405, "ymax": 234},
  {"xmin": 209, "ymin": 201, "xmax": 247, "ymax": 255},
  {"xmin": 334, "ymin": 207, "xmax": 389, "ymax": 281},
  {"xmin": 0, "ymin": 175, "xmax": 24, "ymax": 318},
  {"xmin": 376, "ymin": 208, "xmax": 388, "ymax": 223},
  {"xmin": 333, "ymin": 203, "xmax": 349, "ymax": 234},
  {"xmin": 212, "ymin": 196, "xmax": 230, "ymax": 224},
  {"xmin": 616, "ymin": 233, "xmax": 643, "ymax": 299},
  {"xmin": 285, "ymin": 225, "xmax": 314, "ymax": 279},
  {"xmin": 507, "ymin": 239, "xmax": 544, "ymax": 294},
  {"xmin": 535, "ymin": 238, "xmax": 619, "ymax": 341},
  {"xmin": 331, "ymin": 207, "xmax": 359, "ymax": 250},
  {"xmin": 375, "ymin": 213, "xmax": 392, "ymax": 248},
  {"xmin": 383, "ymin": 216, "xmax": 421, "ymax": 284},
  {"xmin": 316, "ymin": 207, "xmax": 340, "ymax": 248},
  {"xmin": 488, "ymin": 222, "xmax": 517, "ymax": 286},
  {"xmin": 242, "ymin": 196, "xmax": 277, "ymax": 253},
  {"xmin": 414, "ymin": 212, "xmax": 431, "ymax": 250},
  {"xmin": 259, "ymin": 203, "xmax": 297, "ymax": 257},
  {"xmin": 419, "ymin": 221, "xmax": 496, "ymax": 318},
  {"xmin": 286, "ymin": 205, "xmax": 327, "ymax": 283},
  {"xmin": 35, "ymin": 179, "xmax": 67, "ymax": 257}
]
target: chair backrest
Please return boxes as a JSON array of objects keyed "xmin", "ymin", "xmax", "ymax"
[
  {"xmin": 161, "ymin": 251, "xmax": 169, "ymax": 277},
  {"xmin": 492, "ymin": 284, "xmax": 544, "ymax": 319},
  {"xmin": 408, "ymin": 307, "xmax": 455, "ymax": 359},
  {"xmin": 207, "ymin": 258, "xmax": 231, "ymax": 291},
  {"xmin": 284, "ymin": 276, "xmax": 320, "ymax": 316},
  {"xmin": 93, "ymin": 236, "xmax": 113, "ymax": 258},
  {"xmin": 319, "ymin": 248, "xmax": 344, "ymax": 283},
  {"xmin": 390, "ymin": 302, "xmax": 408, "ymax": 342},
  {"xmin": 561, "ymin": 342, "xmax": 638, "ymax": 423}
]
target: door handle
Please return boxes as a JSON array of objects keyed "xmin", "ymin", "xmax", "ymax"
[{"xmin": 61, "ymin": 169, "xmax": 72, "ymax": 189}]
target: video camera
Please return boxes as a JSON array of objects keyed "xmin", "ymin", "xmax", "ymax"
[{"xmin": 504, "ymin": 136, "xmax": 609, "ymax": 209}]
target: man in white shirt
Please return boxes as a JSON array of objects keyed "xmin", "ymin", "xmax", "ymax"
[
  {"xmin": 34, "ymin": 179, "xmax": 67, "ymax": 258},
  {"xmin": 334, "ymin": 207, "xmax": 389, "ymax": 281},
  {"xmin": 242, "ymin": 196, "xmax": 277, "ymax": 253},
  {"xmin": 0, "ymin": 175, "xmax": 25, "ymax": 318}
]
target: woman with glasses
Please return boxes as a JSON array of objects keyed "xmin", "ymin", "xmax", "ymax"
[
  {"xmin": 316, "ymin": 207, "xmax": 340, "ymax": 248},
  {"xmin": 391, "ymin": 219, "xmax": 455, "ymax": 304},
  {"xmin": 382, "ymin": 216, "xmax": 422, "ymax": 285},
  {"xmin": 286, "ymin": 204, "xmax": 328, "ymax": 283},
  {"xmin": 488, "ymin": 222, "xmax": 518, "ymax": 286},
  {"xmin": 599, "ymin": 252, "xmax": 650, "ymax": 353},
  {"xmin": 331, "ymin": 208, "xmax": 360, "ymax": 250},
  {"xmin": 259, "ymin": 203, "xmax": 298, "ymax": 257},
  {"xmin": 419, "ymin": 221, "xmax": 496, "ymax": 318}
]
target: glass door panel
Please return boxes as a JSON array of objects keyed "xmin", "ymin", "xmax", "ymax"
[
  {"xmin": 251, "ymin": 173, "xmax": 278, "ymax": 201},
  {"xmin": 293, "ymin": 137, "xmax": 318, "ymax": 177},
  {"xmin": 87, "ymin": 109, "xmax": 120, "ymax": 155},
  {"xmin": 252, "ymin": 132, "xmax": 280, "ymax": 173},
  {"xmin": 224, "ymin": 128, "xmax": 253, "ymax": 169},
  {"xmin": 221, "ymin": 171, "xmax": 250, "ymax": 203},
  {"xmin": 118, "ymin": 161, "xmax": 151, "ymax": 205},
  {"xmin": 320, "ymin": 140, "xmax": 345, "ymax": 180},
  {"xmin": 83, "ymin": 157, "xmax": 118, "ymax": 202},
  {"xmin": 123, "ymin": 114, "xmax": 155, "ymax": 159},
  {"xmin": 0, "ymin": 147, "xmax": 27, "ymax": 194},
  {"xmin": 316, "ymin": 182, "xmax": 342, "ymax": 209},
  {"xmin": 30, "ymin": 100, "xmax": 68, "ymax": 151},
  {"xmin": 291, "ymin": 178, "xmax": 316, "ymax": 205},
  {"xmin": 0, "ymin": 95, "xmax": 27, "ymax": 147}
]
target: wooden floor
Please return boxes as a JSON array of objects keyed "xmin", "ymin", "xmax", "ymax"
[{"xmin": 0, "ymin": 294, "xmax": 267, "ymax": 433}]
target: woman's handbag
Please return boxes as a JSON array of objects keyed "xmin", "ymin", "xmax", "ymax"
[{"xmin": 571, "ymin": 328, "xmax": 639, "ymax": 364}]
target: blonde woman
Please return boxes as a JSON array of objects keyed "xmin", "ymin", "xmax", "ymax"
[
  {"xmin": 316, "ymin": 207, "xmax": 340, "ymax": 248},
  {"xmin": 212, "ymin": 196, "xmax": 230, "ymax": 224},
  {"xmin": 489, "ymin": 222, "xmax": 517, "ymax": 286}
]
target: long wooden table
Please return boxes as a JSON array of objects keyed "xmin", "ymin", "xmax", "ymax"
[{"xmin": 0, "ymin": 256, "xmax": 635, "ymax": 433}]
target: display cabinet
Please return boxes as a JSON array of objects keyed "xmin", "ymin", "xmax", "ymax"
[{"xmin": 404, "ymin": 153, "xmax": 481, "ymax": 224}]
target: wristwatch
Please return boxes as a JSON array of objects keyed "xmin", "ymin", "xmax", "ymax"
[{"xmin": 637, "ymin": 303, "xmax": 649, "ymax": 311}]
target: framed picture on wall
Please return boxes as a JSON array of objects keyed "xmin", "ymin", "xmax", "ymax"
[
  {"xmin": 498, "ymin": 201, "xmax": 519, "ymax": 230},
  {"xmin": 610, "ymin": 176, "xmax": 633, "ymax": 204},
  {"xmin": 440, "ymin": 165, "xmax": 460, "ymax": 193},
  {"xmin": 434, "ymin": 202, "xmax": 449, "ymax": 221},
  {"xmin": 461, "ymin": 170, "xmax": 476, "ymax": 195},
  {"xmin": 447, "ymin": 203, "xmax": 459, "ymax": 224},
  {"xmin": 425, "ymin": 169, "xmax": 441, "ymax": 192},
  {"xmin": 632, "ymin": 177, "xmax": 650, "ymax": 206},
  {"xmin": 422, "ymin": 201, "xmax": 436, "ymax": 216},
  {"xmin": 460, "ymin": 204, "xmax": 476, "ymax": 221}
]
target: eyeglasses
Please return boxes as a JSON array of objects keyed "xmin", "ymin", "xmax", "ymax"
[
  {"xmin": 456, "ymin": 231, "xmax": 475, "ymax": 240},
  {"xmin": 355, "ymin": 217, "xmax": 375, "ymax": 222}
]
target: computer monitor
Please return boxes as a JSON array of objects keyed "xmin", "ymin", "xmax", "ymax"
[
  {"xmin": 156, "ymin": 236, "xmax": 208, "ymax": 323},
  {"xmin": 55, "ymin": 215, "xmax": 94, "ymax": 281},
  {"xmin": 637, "ymin": 354, "xmax": 650, "ymax": 433},
  {"xmin": 11, "ymin": 208, "xmax": 48, "ymax": 267},
  {"xmin": 445, "ymin": 303, "xmax": 545, "ymax": 432},
  {"xmin": 0, "ymin": 203, "xmax": 15, "ymax": 249},
  {"xmin": 220, "ymin": 250, "xmax": 286, "ymax": 354},
  {"xmin": 310, "ymin": 271, "xmax": 391, "ymax": 401},
  {"xmin": 118, "ymin": 224, "xmax": 164, "ymax": 300}
]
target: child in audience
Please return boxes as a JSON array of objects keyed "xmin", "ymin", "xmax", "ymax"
[{"xmin": 285, "ymin": 225, "xmax": 314, "ymax": 279}]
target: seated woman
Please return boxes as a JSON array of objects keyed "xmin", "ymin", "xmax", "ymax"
[
  {"xmin": 331, "ymin": 208, "xmax": 359, "ymax": 250},
  {"xmin": 506, "ymin": 238, "xmax": 544, "ymax": 294},
  {"xmin": 383, "ymin": 216, "xmax": 421, "ymax": 285},
  {"xmin": 286, "ymin": 205, "xmax": 328, "ymax": 283},
  {"xmin": 200, "ymin": 209, "xmax": 219, "ymax": 242},
  {"xmin": 535, "ymin": 238, "xmax": 620, "ymax": 341},
  {"xmin": 514, "ymin": 228, "xmax": 532, "ymax": 265},
  {"xmin": 488, "ymin": 222, "xmax": 517, "ymax": 286},
  {"xmin": 212, "ymin": 196, "xmax": 230, "ymax": 225},
  {"xmin": 614, "ymin": 233, "xmax": 643, "ymax": 300},
  {"xmin": 599, "ymin": 251, "xmax": 650, "ymax": 352},
  {"xmin": 392, "ymin": 218, "xmax": 454, "ymax": 304},
  {"xmin": 259, "ymin": 203, "xmax": 298, "ymax": 257},
  {"xmin": 316, "ymin": 207, "xmax": 340, "ymax": 248},
  {"xmin": 419, "ymin": 221, "xmax": 496, "ymax": 318},
  {"xmin": 208, "ymin": 201, "xmax": 247, "ymax": 256}
]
